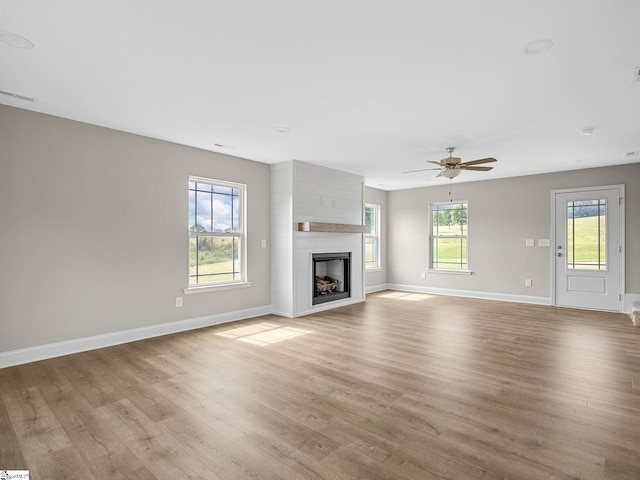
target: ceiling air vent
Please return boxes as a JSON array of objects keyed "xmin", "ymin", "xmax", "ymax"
[
  {"xmin": 211, "ymin": 142, "xmax": 236, "ymax": 150},
  {"xmin": 0, "ymin": 89, "xmax": 37, "ymax": 103}
]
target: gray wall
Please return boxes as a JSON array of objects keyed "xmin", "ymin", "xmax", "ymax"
[
  {"xmin": 364, "ymin": 187, "xmax": 388, "ymax": 289},
  {"xmin": 0, "ymin": 105, "xmax": 271, "ymax": 352},
  {"xmin": 387, "ymin": 164, "xmax": 640, "ymax": 299},
  {"xmin": 2, "ymin": 102, "xmax": 638, "ymax": 354}
]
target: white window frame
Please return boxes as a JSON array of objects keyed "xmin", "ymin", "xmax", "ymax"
[
  {"xmin": 185, "ymin": 176, "xmax": 250, "ymax": 293},
  {"xmin": 428, "ymin": 200, "xmax": 471, "ymax": 274},
  {"xmin": 364, "ymin": 203, "xmax": 381, "ymax": 270}
]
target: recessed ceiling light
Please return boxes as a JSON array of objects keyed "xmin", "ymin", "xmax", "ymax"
[
  {"xmin": 275, "ymin": 127, "xmax": 290, "ymax": 133},
  {"xmin": 211, "ymin": 142, "xmax": 236, "ymax": 150},
  {"xmin": 525, "ymin": 39, "xmax": 553, "ymax": 55},
  {"xmin": 579, "ymin": 127, "xmax": 594, "ymax": 136},
  {"xmin": 0, "ymin": 31, "xmax": 35, "ymax": 49}
]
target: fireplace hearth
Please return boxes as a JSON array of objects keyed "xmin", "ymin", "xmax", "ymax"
[{"xmin": 312, "ymin": 252, "xmax": 351, "ymax": 305}]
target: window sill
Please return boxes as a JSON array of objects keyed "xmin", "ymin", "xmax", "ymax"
[
  {"xmin": 425, "ymin": 269, "xmax": 473, "ymax": 276},
  {"xmin": 184, "ymin": 281, "xmax": 253, "ymax": 295},
  {"xmin": 366, "ymin": 267, "xmax": 383, "ymax": 272}
]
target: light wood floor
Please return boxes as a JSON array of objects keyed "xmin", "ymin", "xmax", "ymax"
[{"xmin": 2, "ymin": 291, "xmax": 640, "ymax": 479}]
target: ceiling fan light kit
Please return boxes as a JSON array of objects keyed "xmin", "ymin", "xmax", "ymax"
[{"xmin": 441, "ymin": 168, "xmax": 461, "ymax": 179}]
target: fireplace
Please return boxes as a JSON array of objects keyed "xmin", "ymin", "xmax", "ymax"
[{"xmin": 312, "ymin": 252, "xmax": 351, "ymax": 305}]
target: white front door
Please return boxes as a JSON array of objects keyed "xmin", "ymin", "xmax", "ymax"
[{"xmin": 553, "ymin": 186, "xmax": 624, "ymax": 312}]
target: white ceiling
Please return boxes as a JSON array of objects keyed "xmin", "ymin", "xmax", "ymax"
[{"xmin": 1, "ymin": 0, "xmax": 639, "ymax": 190}]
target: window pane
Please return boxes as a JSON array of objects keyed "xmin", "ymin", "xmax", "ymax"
[
  {"xmin": 365, "ymin": 237, "xmax": 377, "ymax": 267},
  {"xmin": 196, "ymin": 190, "xmax": 213, "ymax": 232},
  {"xmin": 567, "ymin": 198, "xmax": 606, "ymax": 270},
  {"xmin": 231, "ymin": 190, "xmax": 240, "ymax": 233},
  {"xmin": 188, "ymin": 189, "xmax": 197, "ymax": 229},
  {"xmin": 213, "ymin": 185, "xmax": 233, "ymax": 196},
  {"xmin": 365, "ymin": 206, "xmax": 376, "ymax": 231},
  {"xmin": 432, "ymin": 236, "xmax": 467, "ymax": 269},
  {"xmin": 432, "ymin": 203, "xmax": 467, "ymax": 236},
  {"xmin": 211, "ymin": 190, "xmax": 238, "ymax": 233},
  {"xmin": 189, "ymin": 235, "xmax": 240, "ymax": 285},
  {"xmin": 189, "ymin": 237, "xmax": 198, "ymax": 277},
  {"xmin": 195, "ymin": 182, "xmax": 212, "ymax": 193},
  {"xmin": 365, "ymin": 205, "xmax": 379, "ymax": 269},
  {"xmin": 232, "ymin": 236, "xmax": 240, "ymax": 280}
]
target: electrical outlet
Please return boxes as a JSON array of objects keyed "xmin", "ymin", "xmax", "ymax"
[
  {"xmin": 261, "ymin": 239, "xmax": 267, "ymax": 248},
  {"xmin": 421, "ymin": 272, "xmax": 426, "ymax": 280},
  {"xmin": 525, "ymin": 279, "xmax": 533, "ymax": 287},
  {"xmin": 175, "ymin": 296, "xmax": 183, "ymax": 307}
]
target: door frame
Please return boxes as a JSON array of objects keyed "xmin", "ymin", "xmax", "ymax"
[{"xmin": 550, "ymin": 184, "xmax": 625, "ymax": 312}]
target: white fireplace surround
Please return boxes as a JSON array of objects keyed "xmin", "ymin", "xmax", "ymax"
[{"xmin": 271, "ymin": 160, "xmax": 366, "ymax": 317}]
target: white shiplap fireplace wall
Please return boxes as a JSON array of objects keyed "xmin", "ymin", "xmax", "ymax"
[{"xmin": 271, "ymin": 160, "xmax": 365, "ymax": 317}]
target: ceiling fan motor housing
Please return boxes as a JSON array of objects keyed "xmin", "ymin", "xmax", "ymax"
[{"xmin": 444, "ymin": 157, "xmax": 462, "ymax": 165}]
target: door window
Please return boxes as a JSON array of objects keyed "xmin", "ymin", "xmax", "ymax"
[{"xmin": 566, "ymin": 199, "xmax": 606, "ymax": 270}]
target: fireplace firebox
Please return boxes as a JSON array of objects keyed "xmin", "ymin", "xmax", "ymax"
[{"xmin": 312, "ymin": 252, "xmax": 351, "ymax": 305}]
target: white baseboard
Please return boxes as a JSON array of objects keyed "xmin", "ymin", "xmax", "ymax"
[
  {"xmin": 365, "ymin": 283, "xmax": 388, "ymax": 294},
  {"xmin": 0, "ymin": 305, "xmax": 272, "ymax": 368},
  {"xmin": 624, "ymin": 293, "xmax": 640, "ymax": 314},
  {"xmin": 384, "ymin": 283, "xmax": 551, "ymax": 306},
  {"xmin": 379, "ymin": 283, "xmax": 640, "ymax": 313}
]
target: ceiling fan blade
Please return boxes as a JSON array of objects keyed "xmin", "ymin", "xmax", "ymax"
[
  {"xmin": 427, "ymin": 160, "xmax": 443, "ymax": 166},
  {"xmin": 461, "ymin": 166, "xmax": 494, "ymax": 171},
  {"xmin": 460, "ymin": 157, "xmax": 497, "ymax": 166},
  {"xmin": 402, "ymin": 167, "xmax": 442, "ymax": 174}
]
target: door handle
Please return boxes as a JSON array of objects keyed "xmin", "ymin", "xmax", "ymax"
[{"xmin": 556, "ymin": 253, "xmax": 563, "ymax": 257}]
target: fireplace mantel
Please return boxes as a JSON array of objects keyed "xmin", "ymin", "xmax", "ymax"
[{"xmin": 297, "ymin": 222, "xmax": 370, "ymax": 234}]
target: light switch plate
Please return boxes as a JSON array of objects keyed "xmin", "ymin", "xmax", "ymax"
[
  {"xmin": 525, "ymin": 239, "xmax": 535, "ymax": 247},
  {"xmin": 539, "ymin": 239, "xmax": 550, "ymax": 247}
]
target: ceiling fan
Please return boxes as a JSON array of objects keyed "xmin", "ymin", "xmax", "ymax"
[{"xmin": 403, "ymin": 147, "xmax": 497, "ymax": 179}]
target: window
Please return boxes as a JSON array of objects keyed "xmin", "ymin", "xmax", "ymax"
[
  {"xmin": 430, "ymin": 201, "xmax": 468, "ymax": 270},
  {"xmin": 188, "ymin": 177, "xmax": 246, "ymax": 286},
  {"xmin": 364, "ymin": 203, "xmax": 380, "ymax": 270},
  {"xmin": 566, "ymin": 198, "xmax": 606, "ymax": 270}
]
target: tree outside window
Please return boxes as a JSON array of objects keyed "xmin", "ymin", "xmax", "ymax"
[
  {"xmin": 430, "ymin": 201, "xmax": 468, "ymax": 270},
  {"xmin": 188, "ymin": 177, "xmax": 246, "ymax": 285}
]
